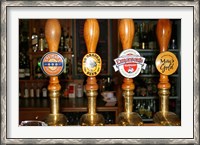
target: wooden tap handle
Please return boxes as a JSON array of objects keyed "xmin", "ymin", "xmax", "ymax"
[
  {"xmin": 119, "ymin": 19, "xmax": 134, "ymax": 50},
  {"xmin": 156, "ymin": 19, "xmax": 171, "ymax": 89},
  {"xmin": 156, "ymin": 19, "xmax": 172, "ymax": 52},
  {"xmin": 83, "ymin": 19, "xmax": 100, "ymax": 91},
  {"xmin": 84, "ymin": 19, "xmax": 99, "ymax": 53},
  {"xmin": 45, "ymin": 19, "xmax": 61, "ymax": 91},
  {"xmin": 45, "ymin": 19, "xmax": 61, "ymax": 52},
  {"xmin": 119, "ymin": 19, "xmax": 135, "ymax": 91}
]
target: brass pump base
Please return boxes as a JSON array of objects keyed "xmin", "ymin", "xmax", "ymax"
[
  {"xmin": 45, "ymin": 113, "xmax": 68, "ymax": 126},
  {"xmin": 153, "ymin": 111, "xmax": 181, "ymax": 126},
  {"xmin": 118, "ymin": 112, "xmax": 143, "ymax": 126},
  {"xmin": 80, "ymin": 113, "xmax": 105, "ymax": 126}
]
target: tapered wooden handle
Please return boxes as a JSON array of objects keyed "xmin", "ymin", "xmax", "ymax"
[
  {"xmin": 45, "ymin": 19, "xmax": 61, "ymax": 91},
  {"xmin": 119, "ymin": 19, "xmax": 135, "ymax": 91},
  {"xmin": 119, "ymin": 19, "xmax": 134, "ymax": 50},
  {"xmin": 84, "ymin": 19, "xmax": 99, "ymax": 53},
  {"xmin": 156, "ymin": 19, "xmax": 171, "ymax": 89},
  {"xmin": 45, "ymin": 19, "xmax": 61, "ymax": 52},
  {"xmin": 83, "ymin": 19, "xmax": 100, "ymax": 91},
  {"xmin": 156, "ymin": 19, "xmax": 172, "ymax": 52}
]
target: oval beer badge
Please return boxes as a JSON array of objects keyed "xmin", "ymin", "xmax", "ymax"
[
  {"xmin": 82, "ymin": 53, "xmax": 102, "ymax": 77},
  {"xmin": 155, "ymin": 51, "xmax": 178, "ymax": 75},
  {"xmin": 113, "ymin": 49, "xmax": 146, "ymax": 78},
  {"xmin": 40, "ymin": 52, "xmax": 65, "ymax": 76}
]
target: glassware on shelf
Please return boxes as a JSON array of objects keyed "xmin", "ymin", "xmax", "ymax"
[
  {"xmin": 31, "ymin": 27, "xmax": 38, "ymax": 52},
  {"xmin": 36, "ymin": 83, "xmax": 41, "ymax": 98},
  {"xmin": 30, "ymin": 83, "xmax": 35, "ymax": 98},
  {"xmin": 42, "ymin": 86, "xmax": 47, "ymax": 98},
  {"xmin": 24, "ymin": 83, "xmax": 29, "ymax": 98},
  {"xmin": 38, "ymin": 28, "xmax": 45, "ymax": 52}
]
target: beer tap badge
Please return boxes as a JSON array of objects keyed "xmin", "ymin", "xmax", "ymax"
[
  {"xmin": 82, "ymin": 53, "xmax": 102, "ymax": 77},
  {"xmin": 155, "ymin": 51, "xmax": 178, "ymax": 75},
  {"xmin": 40, "ymin": 52, "xmax": 65, "ymax": 76},
  {"xmin": 113, "ymin": 49, "xmax": 146, "ymax": 78}
]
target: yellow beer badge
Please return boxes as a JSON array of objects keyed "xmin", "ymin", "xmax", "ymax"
[
  {"xmin": 82, "ymin": 53, "xmax": 102, "ymax": 77},
  {"xmin": 155, "ymin": 51, "xmax": 178, "ymax": 75}
]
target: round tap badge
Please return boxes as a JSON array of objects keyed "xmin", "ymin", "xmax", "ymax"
[
  {"xmin": 40, "ymin": 52, "xmax": 65, "ymax": 76},
  {"xmin": 82, "ymin": 53, "xmax": 102, "ymax": 77},
  {"xmin": 113, "ymin": 49, "xmax": 146, "ymax": 78},
  {"xmin": 155, "ymin": 51, "xmax": 178, "ymax": 75}
]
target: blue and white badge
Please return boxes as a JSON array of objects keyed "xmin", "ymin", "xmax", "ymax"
[
  {"xmin": 113, "ymin": 49, "xmax": 146, "ymax": 78},
  {"xmin": 40, "ymin": 52, "xmax": 65, "ymax": 76}
]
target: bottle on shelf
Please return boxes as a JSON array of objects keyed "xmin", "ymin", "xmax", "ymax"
[
  {"xmin": 132, "ymin": 23, "xmax": 140, "ymax": 49},
  {"xmin": 38, "ymin": 28, "xmax": 45, "ymax": 52},
  {"xmin": 35, "ymin": 58, "xmax": 43, "ymax": 79},
  {"xmin": 171, "ymin": 39, "xmax": 177, "ymax": 49},
  {"xmin": 148, "ymin": 22, "xmax": 156, "ymax": 50},
  {"xmin": 76, "ymin": 83, "xmax": 83, "ymax": 98},
  {"xmin": 67, "ymin": 58, "xmax": 72, "ymax": 80},
  {"xmin": 31, "ymin": 27, "xmax": 38, "ymax": 52},
  {"xmin": 170, "ymin": 20, "xmax": 177, "ymax": 49},
  {"xmin": 59, "ymin": 27, "xmax": 64, "ymax": 52},
  {"xmin": 42, "ymin": 86, "xmax": 48, "ymax": 98},
  {"xmin": 30, "ymin": 83, "xmax": 35, "ymax": 98},
  {"xmin": 139, "ymin": 22, "xmax": 148, "ymax": 49},
  {"xmin": 65, "ymin": 27, "xmax": 73, "ymax": 52},
  {"xmin": 36, "ymin": 83, "xmax": 41, "ymax": 98},
  {"xmin": 24, "ymin": 83, "xmax": 29, "ymax": 98},
  {"xmin": 19, "ymin": 54, "xmax": 26, "ymax": 79}
]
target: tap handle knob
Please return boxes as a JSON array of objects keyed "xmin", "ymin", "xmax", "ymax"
[
  {"xmin": 156, "ymin": 19, "xmax": 172, "ymax": 52},
  {"xmin": 119, "ymin": 19, "xmax": 134, "ymax": 50}
]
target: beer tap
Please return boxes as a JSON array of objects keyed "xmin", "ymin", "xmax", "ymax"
[
  {"xmin": 80, "ymin": 19, "xmax": 105, "ymax": 126},
  {"xmin": 41, "ymin": 19, "xmax": 67, "ymax": 126},
  {"xmin": 153, "ymin": 19, "xmax": 180, "ymax": 126},
  {"xmin": 117, "ymin": 19, "xmax": 143, "ymax": 126}
]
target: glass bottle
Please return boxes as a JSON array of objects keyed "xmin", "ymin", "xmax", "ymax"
[
  {"xmin": 140, "ymin": 22, "xmax": 148, "ymax": 49},
  {"xmin": 36, "ymin": 83, "xmax": 41, "ymax": 98},
  {"xmin": 24, "ymin": 83, "xmax": 29, "ymax": 98},
  {"xmin": 148, "ymin": 22, "xmax": 156, "ymax": 50},
  {"xmin": 42, "ymin": 86, "xmax": 48, "ymax": 98},
  {"xmin": 38, "ymin": 28, "xmax": 45, "ymax": 52},
  {"xmin": 35, "ymin": 58, "xmax": 43, "ymax": 79},
  {"xmin": 132, "ymin": 23, "xmax": 140, "ymax": 49},
  {"xmin": 59, "ymin": 27, "xmax": 64, "ymax": 52},
  {"xmin": 30, "ymin": 83, "xmax": 35, "ymax": 98},
  {"xmin": 31, "ymin": 27, "xmax": 38, "ymax": 52},
  {"xmin": 171, "ymin": 39, "xmax": 177, "ymax": 49}
]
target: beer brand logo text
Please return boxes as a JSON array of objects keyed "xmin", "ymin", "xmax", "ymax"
[
  {"xmin": 113, "ymin": 49, "xmax": 146, "ymax": 78},
  {"xmin": 82, "ymin": 53, "xmax": 102, "ymax": 77},
  {"xmin": 41, "ymin": 52, "xmax": 65, "ymax": 76},
  {"xmin": 155, "ymin": 51, "xmax": 178, "ymax": 75}
]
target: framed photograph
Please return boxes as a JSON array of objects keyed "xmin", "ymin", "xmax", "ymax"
[{"xmin": 1, "ymin": 0, "xmax": 199, "ymax": 144}]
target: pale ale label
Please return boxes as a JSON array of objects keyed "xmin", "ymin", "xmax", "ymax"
[
  {"xmin": 82, "ymin": 53, "xmax": 102, "ymax": 77},
  {"xmin": 155, "ymin": 51, "xmax": 178, "ymax": 75}
]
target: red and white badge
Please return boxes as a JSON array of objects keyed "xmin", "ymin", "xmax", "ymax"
[
  {"xmin": 40, "ymin": 52, "xmax": 65, "ymax": 76},
  {"xmin": 113, "ymin": 49, "xmax": 146, "ymax": 78}
]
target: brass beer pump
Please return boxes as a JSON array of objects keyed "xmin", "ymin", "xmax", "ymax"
[
  {"xmin": 117, "ymin": 19, "xmax": 143, "ymax": 126},
  {"xmin": 153, "ymin": 19, "xmax": 181, "ymax": 126},
  {"xmin": 79, "ymin": 19, "xmax": 105, "ymax": 126},
  {"xmin": 43, "ymin": 19, "xmax": 67, "ymax": 126}
]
